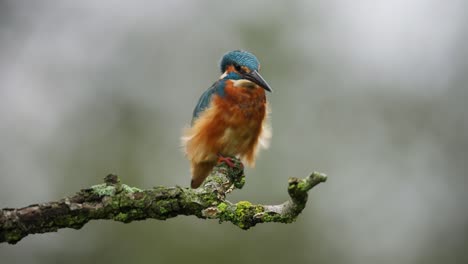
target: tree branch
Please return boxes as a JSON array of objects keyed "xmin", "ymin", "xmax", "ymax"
[{"xmin": 0, "ymin": 158, "xmax": 327, "ymax": 244}]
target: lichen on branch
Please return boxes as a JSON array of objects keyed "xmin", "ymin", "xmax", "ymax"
[{"xmin": 0, "ymin": 158, "xmax": 327, "ymax": 244}]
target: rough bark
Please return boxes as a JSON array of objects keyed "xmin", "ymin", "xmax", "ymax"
[{"xmin": 0, "ymin": 158, "xmax": 327, "ymax": 244}]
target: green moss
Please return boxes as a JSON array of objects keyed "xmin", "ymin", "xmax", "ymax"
[
  {"xmin": 159, "ymin": 206, "xmax": 168, "ymax": 214},
  {"xmin": 121, "ymin": 184, "xmax": 142, "ymax": 193},
  {"xmin": 114, "ymin": 212, "xmax": 129, "ymax": 222},
  {"xmin": 119, "ymin": 193, "xmax": 146, "ymax": 208},
  {"xmin": 113, "ymin": 209, "xmax": 148, "ymax": 223},
  {"xmin": 254, "ymin": 205, "xmax": 264, "ymax": 214},
  {"xmin": 155, "ymin": 200, "xmax": 174, "ymax": 215},
  {"xmin": 91, "ymin": 184, "xmax": 116, "ymax": 196},
  {"xmin": 234, "ymin": 176, "xmax": 245, "ymax": 189},
  {"xmin": 198, "ymin": 192, "xmax": 219, "ymax": 206},
  {"xmin": 236, "ymin": 201, "xmax": 252, "ymax": 217},
  {"xmin": 119, "ymin": 197, "xmax": 131, "ymax": 208},
  {"xmin": 261, "ymin": 213, "xmax": 276, "ymax": 222},
  {"xmin": 217, "ymin": 202, "xmax": 228, "ymax": 211},
  {"xmin": 233, "ymin": 201, "xmax": 254, "ymax": 229},
  {"xmin": 237, "ymin": 201, "xmax": 251, "ymax": 206},
  {"xmin": 297, "ymin": 181, "xmax": 307, "ymax": 191},
  {"xmin": 215, "ymin": 202, "xmax": 235, "ymax": 223},
  {"xmin": 52, "ymin": 214, "xmax": 88, "ymax": 230},
  {"xmin": 5, "ymin": 230, "xmax": 23, "ymax": 243},
  {"xmin": 111, "ymin": 199, "xmax": 120, "ymax": 210}
]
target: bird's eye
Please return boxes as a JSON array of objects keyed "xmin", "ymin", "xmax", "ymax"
[{"xmin": 234, "ymin": 64, "xmax": 243, "ymax": 72}]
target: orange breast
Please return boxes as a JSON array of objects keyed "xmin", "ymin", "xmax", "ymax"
[{"xmin": 183, "ymin": 80, "xmax": 268, "ymax": 167}]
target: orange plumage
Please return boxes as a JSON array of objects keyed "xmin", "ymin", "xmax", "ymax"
[{"xmin": 182, "ymin": 50, "xmax": 272, "ymax": 188}]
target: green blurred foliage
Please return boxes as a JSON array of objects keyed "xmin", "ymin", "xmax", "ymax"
[{"xmin": 0, "ymin": 1, "xmax": 467, "ymax": 263}]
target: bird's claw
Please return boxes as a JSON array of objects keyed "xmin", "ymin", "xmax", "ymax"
[{"xmin": 217, "ymin": 153, "xmax": 236, "ymax": 168}]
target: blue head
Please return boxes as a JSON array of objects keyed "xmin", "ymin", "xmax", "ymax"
[
  {"xmin": 219, "ymin": 50, "xmax": 272, "ymax": 92},
  {"xmin": 220, "ymin": 50, "xmax": 260, "ymax": 73}
]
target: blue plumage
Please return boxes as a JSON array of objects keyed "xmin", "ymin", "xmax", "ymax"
[
  {"xmin": 191, "ymin": 71, "xmax": 243, "ymax": 124},
  {"xmin": 191, "ymin": 80, "xmax": 225, "ymax": 124},
  {"xmin": 219, "ymin": 50, "xmax": 260, "ymax": 73}
]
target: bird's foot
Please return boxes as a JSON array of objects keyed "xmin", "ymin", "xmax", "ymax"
[{"xmin": 217, "ymin": 153, "xmax": 236, "ymax": 168}]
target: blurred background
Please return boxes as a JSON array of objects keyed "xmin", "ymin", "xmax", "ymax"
[{"xmin": 1, "ymin": 0, "xmax": 467, "ymax": 263}]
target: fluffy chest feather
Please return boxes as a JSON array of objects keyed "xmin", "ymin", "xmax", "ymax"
[
  {"xmin": 183, "ymin": 79, "xmax": 270, "ymax": 167},
  {"xmin": 214, "ymin": 80, "xmax": 267, "ymax": 123},
  {"xmin": 207, "ymin": 81, "xmax": 267, "ymax": 159}
]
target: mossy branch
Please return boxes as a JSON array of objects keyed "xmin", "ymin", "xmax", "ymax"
[{"xmin": 0, "ymin": 158, "xmax": 327, "ymax": 244}]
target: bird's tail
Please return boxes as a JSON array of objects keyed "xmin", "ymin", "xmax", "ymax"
[{"xmin": 190, "ymin": 160, "xmax": 217, "ymax": 188}]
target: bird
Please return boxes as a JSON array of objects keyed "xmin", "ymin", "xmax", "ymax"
[{"xmin": 182, "ymin": 50, "xmax": 272, "ymax": 188}]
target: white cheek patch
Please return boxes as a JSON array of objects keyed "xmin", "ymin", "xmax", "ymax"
[
  {"xmin": 233, "ymin": 79, "xmax": 255, "ymax": 88},
  {"xmin": 219, "ymin": 71, "xmax": 228, "ymax": 79}
]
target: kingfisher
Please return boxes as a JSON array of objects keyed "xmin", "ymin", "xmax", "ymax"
[{"xmin": 182, "ymin": 50, "xmax": 272, "ymax": 188}]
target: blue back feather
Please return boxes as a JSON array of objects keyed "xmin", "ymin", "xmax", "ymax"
[{"xmin": 191, "ymin": 80, "xmax": 226, "ymax": 124}]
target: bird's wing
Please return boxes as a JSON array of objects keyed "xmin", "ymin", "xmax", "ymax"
[{"xmin": 191, "ymin": 79, "xmax": 225, "ymax": 125}]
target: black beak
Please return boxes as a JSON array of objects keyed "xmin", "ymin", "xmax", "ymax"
[{"xmin": 243, "ymin": 70, "xmax": 273, "ymax": 92}]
